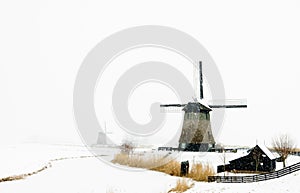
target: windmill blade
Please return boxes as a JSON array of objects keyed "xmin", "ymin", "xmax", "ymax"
[
  {"xmin": 193, "ymin": 61, "xmax": 204, "ymax": 101},
  {"xmin": 208, "ymin": 99, "xmax": 247, "ymax": 108},
  {"xmin": 209, "ymin": 104, "xmax": 247, "ymax": 108},
  {"xmin": 160, "ymin": 104, "xmax": 186, "ymax": 113},
  {"xmin": 199, "ymin": 61, "xmax": 204, "ymax": 100},
  {"xmin": 160, "ymin": 104, "xmax": 186, "ymax": 107}
]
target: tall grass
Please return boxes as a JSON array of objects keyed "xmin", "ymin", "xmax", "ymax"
[
  {"xmin": 188, "ymin": 163, "xmax": 215, "ymax": 182},
  {"xmin": 112, "ymin": 153, "xmax": 215, "ymax": 182},
  {"xmin": 151, "ymin": 159, "xmax": 181, "ymax": 176},
  {"xmin": 111, "ymin": 153, "xmax": 173, "ymax": 169},
  {"xmin": 168, "ymin": 178, "xmax": 194, "ymax": 193}
]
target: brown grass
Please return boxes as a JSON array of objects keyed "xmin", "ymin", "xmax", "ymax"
[
  {"xmin": 151, "ymin": 159, "xmax": 181, "ymax": 176},
  {"xmin": 188, "ymin": 163, "xmax": 215, "ymax": 182},
  {"xmin": 111, "ymin": 153, "xmax": 174, "ymax": 169},
  {"xmin": 0, "ymin": 162, "xmax": 51, "ymax": 183},
  {"xmin": 112, "ymin": 153, "xmax": 215, "ymax": 182},
  {"xmin": 168, "ymin": 178, "xmax": 194, "ymax": 193}
]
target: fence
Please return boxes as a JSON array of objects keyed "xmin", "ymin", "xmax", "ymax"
[{"xmin": 208, "ymin": 161, "xmax": 300, "ymax": 183}]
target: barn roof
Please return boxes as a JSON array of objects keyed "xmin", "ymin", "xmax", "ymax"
[
  {"xmin": 229, "ymin": 144, "xmax": 276, "ymax": 163},
  {"xmin": 245, "ymin": 144, "xmax": 276, "ymax": 160},
  {"xmin": 256, "ymin": 144, "xmax": 276, "ymax": 160}
]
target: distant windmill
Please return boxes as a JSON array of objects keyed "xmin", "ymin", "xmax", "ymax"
[
  {"xmin": 97, "ymin": 122, "xmax": 113, "ymax": 145},
  {"xmin": 160, "ymin": 61, "xmax": 247, "ymax": 152}
]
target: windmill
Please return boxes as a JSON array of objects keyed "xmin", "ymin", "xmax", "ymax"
[
  {"xmin": 160, "ymin": 61, "xmax": 247, "ymax": 152},
  {"xmin": 97, "ymin": 122, "xmax": 113, "ymax": 145}
]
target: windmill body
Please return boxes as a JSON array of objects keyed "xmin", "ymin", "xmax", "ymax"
[
  {"xmin": 179, "ymin": 102, "xmax": 215, "ymax": 151},
  {"xmin": 97, "ymin": 132, "xmax": 107, "ymax": 145},
  {"xmin": 160, "ymin": 62, "xmax": 246, "ymax": 152}
]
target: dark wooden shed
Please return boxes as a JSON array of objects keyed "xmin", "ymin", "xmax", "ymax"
[{"xmin": 217, "ymin": 144, "xmax": 276, "ymax": 173}]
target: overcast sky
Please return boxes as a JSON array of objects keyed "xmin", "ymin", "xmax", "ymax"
[{"xmin": 1, "ymin": 1, "xmax": 300, "ymax": 147}]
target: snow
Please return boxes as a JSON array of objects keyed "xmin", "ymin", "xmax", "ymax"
[
  {"xmin": 198, "ymin": 99, "xmax": 212, "ymax": 110},
  {"xmin": 186, "ymin": 170, "xmax": 300, "ymax": 193},
  {"xmin": 1, "ymin": 143, "xmax": 300, "ymax": 193},
  {"xmin": 256, "ymin": 143, "xmax": 276, "ymax": 160}
]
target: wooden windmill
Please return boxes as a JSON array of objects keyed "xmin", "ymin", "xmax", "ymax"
[{"xmin": 160, "ymin": 62, "xmax": 247, "ymax": 152}]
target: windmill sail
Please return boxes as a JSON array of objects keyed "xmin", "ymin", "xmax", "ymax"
[
  {"xmin": 208, "ymin": 99, "xmax": 247, "ymax": 108},
  {"xmin": 199, "ymin": 61, "xmax": 204, "ymax": 100},
  {"xmin": 159, "ymin": 61, "xmax": 247, "ymax": 151}
]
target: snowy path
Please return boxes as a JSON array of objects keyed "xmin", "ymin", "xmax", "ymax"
[
  {"xmin": 0, "ymin": 155, "xmax": 106, "ymax": 183},
  {"xmin": 0, "ymin": 156, "xmax": 178, "ymax": 193},
  {"xmin": 0, "ymin": 144, "xmax": 179, "ymax": 193}
]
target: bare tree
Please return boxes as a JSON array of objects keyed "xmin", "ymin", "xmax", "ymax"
[
  {"xmin": 272, "ymin": 134, "xmax": 296, "ymax": 168},
  {"xmin": 120, "ymin": 140, "xmax": 135, "ymax": 155},
  {"xmin": 252, "ymin": 147, "xmax": 262, "ymax": 172}
]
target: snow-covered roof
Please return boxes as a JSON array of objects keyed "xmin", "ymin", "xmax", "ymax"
[
  {"xmin": 198, "ymin": 99, "xmax": 212, "ymax": 110},
  {"xmin": 183, "ymin": 101, "xmax": 212, "ymax": 112},
  {"xmin": 257, "ymin": 143, "xmax": 276, "ymax": 160}
]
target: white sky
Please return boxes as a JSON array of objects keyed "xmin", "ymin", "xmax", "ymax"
[{"xmin": 1, "ymin": 0, "xmax": 300, "ymax": 147}]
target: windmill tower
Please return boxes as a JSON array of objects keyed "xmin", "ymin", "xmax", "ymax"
[
  {"xmin": 97, "ymin": 122, "xmax": 113, "ymax": 145},
  {"xmin": 160, "ymin": 61, "xmax": 247, "ymax": 152}
]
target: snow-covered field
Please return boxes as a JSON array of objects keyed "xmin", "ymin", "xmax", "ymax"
[{"xmin": 1, "ymin": 143, "xmax": 300, "ymax": 193}]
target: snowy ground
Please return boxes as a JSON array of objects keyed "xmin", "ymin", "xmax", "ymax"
[{"xmin": 1, "ymin": 143, "xmax": 300, "ymax": 193}]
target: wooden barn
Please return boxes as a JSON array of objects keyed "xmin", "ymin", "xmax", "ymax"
[{"xmin": 217, "ymin": 144, "xmax": 276, "ymax": 173}]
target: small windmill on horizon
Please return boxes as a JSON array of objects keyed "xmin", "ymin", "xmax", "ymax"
[
  {"xmin": 160, "ymin": 61, "xmax": 247, "ymax": 152},
  {"xmin": 96, "ymin": 122, "xmax": 113, "ymax": 145}
]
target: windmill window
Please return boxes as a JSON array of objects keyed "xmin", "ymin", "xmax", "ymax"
[
  {"xmin": 194, "ymin": 113, "xmax": 198, "ymax": 119},
  {"xmin": 181, "ymin": 143, "xmax": 187, "ymax": 148}
]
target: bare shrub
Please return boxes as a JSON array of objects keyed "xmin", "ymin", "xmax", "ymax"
[
  {"xmin": 188, "ymin": 163, "xmax": 215, "ymax": 182},
  {"xmin": 168, "ymin": 178, "xmax": 194, "ymax": 193},
  {"xmin": 151, "ymin": 159, "xmax": 181, "ymax": 176},
  {"xmin": 111, "ymin": 153, "xmax": 131, "ymax": 166},
  {"xmin": 120, "ymin": 140, "xmax": 135, "ymax": 155}
]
